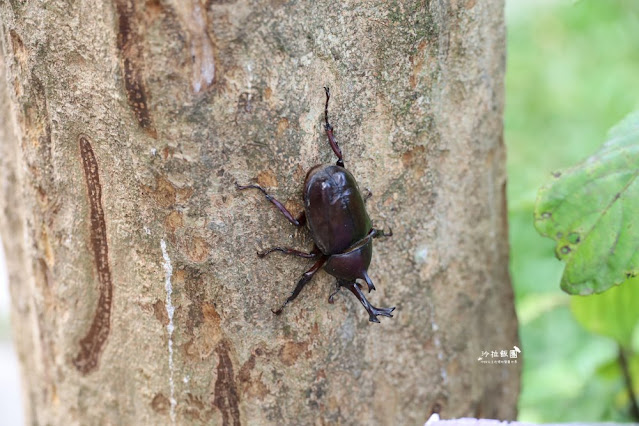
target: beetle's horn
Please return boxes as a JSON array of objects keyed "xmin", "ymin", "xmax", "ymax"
[{"xmin": 361, "ymin": 270, "xmax": 376, "ymax": 293}]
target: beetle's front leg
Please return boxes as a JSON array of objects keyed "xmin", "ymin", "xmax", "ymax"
[
  {"xmin": 236, "ymin": 183, "xmax": 306, "ymax": 226},
  {"xmin": 323, "ymin": 87, "xmax": 345, "ymax": 168}
]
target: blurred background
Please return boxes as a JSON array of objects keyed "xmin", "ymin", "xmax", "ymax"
[
  {"xmin": 1, "ymin": 0, "xmax": 639, "ymax": 423},
  {"xmin": 0, "ymin": 240, "xmax": 22, "ymax": 425},
  {"xmin": 506, "ymin": 0, "xmax": 639, "ymax": 422}
]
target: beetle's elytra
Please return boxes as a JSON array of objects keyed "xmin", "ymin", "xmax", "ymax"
[{"xmin": 237, "ymin": 88, "xmax": 395, "ymax": 323}]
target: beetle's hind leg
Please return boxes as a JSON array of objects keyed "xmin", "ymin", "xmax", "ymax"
[
  {"xmin": 236, "ymin": 183, "xmax": 306, "ymax": 226},
  {"xmin": 343, "ymin": 281, "xmax": 395, "ymax": 323},
  {"xmin": 272, "ymin": 255, "xmax": 327, "ymax": 315}
]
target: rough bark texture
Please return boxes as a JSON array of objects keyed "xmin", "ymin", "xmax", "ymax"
[{"xmin": 0, "ymin": 0, "xmax": 519, "ymax": 424}]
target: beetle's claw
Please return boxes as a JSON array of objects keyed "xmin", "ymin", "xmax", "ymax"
[
  {"xmin": 345, "ymin": 280, "xmax": 395, "ymax": 323},
  {"xmin": 256, "ymin": 247, "xmax": 279, "ymax": 258},
  {"xmin": 236, "ymin": 182, "xmax": 257, "ymax": 192},
  {"xmin": 272, "ymin": 299, "xmax": 288, "ymax": 316},
  {"xmin": 256, "ymin": 249, "xmax": 267, "ymax": 258},
  {"xmin": 368, "ymin": 306, "xmax": 395, "ymax": 322},
  {"xmin": 373, "ymin": 226, "xmax": 393, "ymax": 238}
]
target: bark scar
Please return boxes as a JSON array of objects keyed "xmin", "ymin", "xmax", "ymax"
[
  {"xmin": 212, "ymin": 339, "xmax": 241, "ymax": 426},
  {"xmin": 73, "ymin": 135, "xmax": 113, "ymax": 374},
  {"xmin": 114, "ymin": 0, "xmax": 157, "ymax": 137},
  {"xmin": 171, "ymin": 0, "xmax": 216, "ymax": 93}
]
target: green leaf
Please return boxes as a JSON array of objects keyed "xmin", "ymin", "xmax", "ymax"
[
  {"xmin": 534, "ymin": 111, "xmax": 639, "ymax": 295},
  {"xmin": 571, "ymin": 277, "xmax": 639, "ymax": 348}
]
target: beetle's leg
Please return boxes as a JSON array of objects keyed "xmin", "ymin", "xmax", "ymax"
[
  {"xmin": 257, "ymin": 246, "xmax": 319, "ymax": 259},
  {"xmin": 323, "ymin": 87, "xmax": 345, "ymax": 168},
  {"xmin": 361, "ymin": 270, "xmax": 376, "ymax": 292},
  {"xmin": 343, "ymin": 281, "xmax": 395, "ymax": 323},
  {"xmin": 294, "ymin": 211, "xmax": 306, "ymax": 226},
  {"xmin": 236, "ymin": 183, "xmax": 306, "ymax": 226},
  {"xmin": 328, "ymin": 280, "xmax": 345, "ymax": 304},
  {"xmin": 372, "ymin": 226, "xmax": 393, "ymax": 238},
  {"xmin": 363, "ymin": 188, "xmax": 373, "ymax": 202},
  {"xmin": 272, "ymin": 255, "xmax": 327, "ymax": 315}
]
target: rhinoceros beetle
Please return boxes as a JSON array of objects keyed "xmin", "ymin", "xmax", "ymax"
[{"xmin": 237, "ymin": 88, "xmax": 395, "ymax": 323}]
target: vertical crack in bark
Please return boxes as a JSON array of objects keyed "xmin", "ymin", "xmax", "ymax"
[
  {"xmin": 212, "ymin": 339, "xmax": 241, "ymax": 426},
  {"xmin": 73, "ymin": 135, "xmax": 113, "ymax": 375},
  {"xmin": 114, "ymin": 0, "xmax": 157, "ymax": 137},
  {"xmin": 171, "ymin": 0, "xmax": 216, "ymax": 93}
]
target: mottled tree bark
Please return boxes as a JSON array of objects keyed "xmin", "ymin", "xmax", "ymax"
[{"xmin": 0, "ymin": 0, "xmax": 519, "ymax": 424}]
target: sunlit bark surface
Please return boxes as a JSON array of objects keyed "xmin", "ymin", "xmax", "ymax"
[{"xmin": 0, "ymin": 0, "xmax": 518, "ymax": 424}]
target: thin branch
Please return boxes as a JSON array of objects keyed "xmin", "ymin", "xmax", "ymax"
[{"xmin": 618, "ymin": 345, "xmax": 639, "ymax": 421}]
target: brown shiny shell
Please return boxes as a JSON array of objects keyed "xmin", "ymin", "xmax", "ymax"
[{"xmin": 303, "ymin": 165, "xmax": 371, "ymax": 255}]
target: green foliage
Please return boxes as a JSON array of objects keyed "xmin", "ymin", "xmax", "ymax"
[
  {"xmin": 518, "ymin": 305, "xmax": 620, "ymax": 422},
  {"xmin": 572, "ymin": 277, "xmax": 639, "ymax": 348},
  {"xmin": 534, "ymin": 111, "xmax": 639, "ymax": 295},
  {"xmin": 506, "ymin": 0, "xmax": 639, "ymax": 422}
]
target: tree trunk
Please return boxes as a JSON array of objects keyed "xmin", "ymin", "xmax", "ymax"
[{"xmin": 0, "ymin": 0, "xmax": 519, "ymax": 424}]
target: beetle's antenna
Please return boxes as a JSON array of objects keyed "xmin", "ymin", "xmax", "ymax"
[{"xmin": 323, "ymin": 87, "xmax": 345, "ymax": 168}]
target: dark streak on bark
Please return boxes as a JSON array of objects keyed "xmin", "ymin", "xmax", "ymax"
[
  {"xmin": 113, "ymin": 0, "xmax": 156, "ymax": 137},
  {"xmin": 213, "ymin": 339, "xmax": 241, "ymax": 426},
  {"xmin": 73, "ymin": 135, "xmax": 113, "ymax": 375}
]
